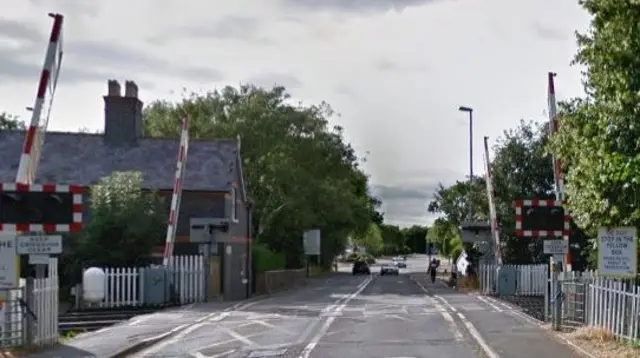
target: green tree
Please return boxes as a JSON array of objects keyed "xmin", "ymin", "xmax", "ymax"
[
  {"xmin": 427, "ymin": 178, "xmax": 489, "ymax": 225},
  {"xmin": 401, "ymin": 225, "xmax": 428, "ymax": 254},
  {"xmin": 353, "ymin": 223, "xmax": 384, "ymax": 256},
  {"xmin": 551, "ymin": 1, "xmax": 640, "ymax": 233},
  {"xmin": 0, "ymin": 112, "xmax": 25, "ymax": 130},
  {"xmin": 59, "ymin": 171, "xmax": 167, "ymax": 296},
  {"xmin": 143, "ymin": 85, "xmax": 379, "ymax": 268},
  {"xmin": 426, "ymin": 218, "xmax": 462, "ymax": 260},
  {"xmin": 380, "ymin": 224, "xmax": 406, "ymax": 255}
]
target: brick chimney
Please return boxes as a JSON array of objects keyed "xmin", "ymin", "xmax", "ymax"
[{"xmin": 103, "ymin": 80, "xmax": 143, "ymax": 146}]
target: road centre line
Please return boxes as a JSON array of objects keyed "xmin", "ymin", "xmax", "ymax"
[{"xmin": 297, "ymin": 275, "xmax": 374, "ymax": 358}]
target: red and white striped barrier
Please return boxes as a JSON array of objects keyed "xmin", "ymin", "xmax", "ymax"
[
  {"xmin": 514, "ymin": 199, "xmax": 570, "ymax": 237},
  {"xmin": 548, "ymin": 72, "xmax": 572, "ymax": 267},
  {"xmin": 483, "ymin": 136, "xmax": 502, "ymax": 264},
  {"xmin": 16, "ymin": 13, "xmax": 64, "ymax": 185},
  {"xmin": 162, "ymin": 118, "xmax": 190, "ymax": 267},
  {"xmin": 0, "ymin": 183, "xmax": 83, "ymax": 232}
]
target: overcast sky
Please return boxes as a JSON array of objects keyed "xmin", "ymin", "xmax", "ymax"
[{"xmin": 1, "ymin": 0, "xmax": 590, "ymax": 227}]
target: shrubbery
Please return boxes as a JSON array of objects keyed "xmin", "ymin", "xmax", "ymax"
[{"xmin": 252, "ymin": 243, "xmax": 286, "ymax": 272}]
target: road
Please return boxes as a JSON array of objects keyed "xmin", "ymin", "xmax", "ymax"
[{"xmin": 131, "ymin": 255, "xmax": 585, "ymax": 358}]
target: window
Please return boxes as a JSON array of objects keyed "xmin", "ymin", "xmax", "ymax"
[{"xmin": 231, "ymin": 187, "xmax": 239, "ymax": 222}]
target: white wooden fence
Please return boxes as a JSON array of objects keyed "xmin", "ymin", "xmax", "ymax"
[
  {"xmin": 480, "ymin": 263, "xmax": 547, "ymax": 296},
  {"xmin": 98, "ymin": 255, "xmax": 205, "ymax": 307},
  {"xmin": 1, "ymin": 257, "xmax": 59, "ymax": 348}
]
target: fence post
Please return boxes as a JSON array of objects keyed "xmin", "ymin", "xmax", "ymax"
[{"xmin": 24, "ymin": 278, "xmax": 35, "ymax": 346}]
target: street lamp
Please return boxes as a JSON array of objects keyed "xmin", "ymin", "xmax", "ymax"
[{"xmin": 458, "ymin": 106, "xmax": 473, "ymax": 178}]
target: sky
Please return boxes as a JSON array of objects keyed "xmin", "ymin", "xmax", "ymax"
[{"xmin": 0, "ymin": 0, "xmax": 591, "ymax": 228}]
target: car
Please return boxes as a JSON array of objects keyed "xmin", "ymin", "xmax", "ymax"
[
  {"xmin": 352, "ymin": 261, "xmax": 371, "ymax": 275},
  {"xmin": 380, "ymin": 263, "xmax": 399, "ymax": 276},
  {"xmin": 392, "ymin": 258, "xmax": 407, "ymax": 268}
]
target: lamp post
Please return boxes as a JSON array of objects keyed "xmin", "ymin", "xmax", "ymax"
[{"xmin": 458, "ymin": 106, "xmax": 474, "ymax": 178}]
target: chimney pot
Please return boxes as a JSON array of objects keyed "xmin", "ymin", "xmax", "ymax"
[
  {"xmin": 107, "ymin": 80, "xmax": 121, "ymax": 96},
  {"xmin": 124, "ymin": 80, "xmax": 138, "ymax": 98}
]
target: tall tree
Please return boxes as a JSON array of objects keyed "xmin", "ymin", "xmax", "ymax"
[
  {"xmin": 143, "ymin": 85, "xmax": 380, "ymax": 268},
  {"xmin": 551, "ymin": 1, "xmax": 640, "ymax": 233}
]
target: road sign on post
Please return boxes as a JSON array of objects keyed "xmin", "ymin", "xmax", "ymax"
[
  {"xmin": 303, "ymin": 230, "xmax": 321, "ymax": 256},
  {"xmin": 543, "ymin": 239, "xmax": 568, "ymax": 255},
  {"xmin": 17, "ymin": 234, "xmax": 62, "ymax": 255},
  {"xmin": 597, "ymin": 227, "xmax": 637, "ymax": 278}
]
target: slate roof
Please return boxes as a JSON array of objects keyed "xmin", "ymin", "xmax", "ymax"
[{"xmin": 0, "ymin": 130, "xmax": 238, "ymax": 191}]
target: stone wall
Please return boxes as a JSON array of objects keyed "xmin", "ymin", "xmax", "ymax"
[{"xmin": 254, "ymin": 269, "xmax": 307, "ymax": 295}]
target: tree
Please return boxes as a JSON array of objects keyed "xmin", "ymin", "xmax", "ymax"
[
  {"xmin": 551, "ymin": 1, "xmax": 640, "ymax": 234},
  {"xmin": 426, "ymin": 120, "xmax": 591, "ymax": 266},
  {"xmin": 0, "ymin": 112, "xmax": 25, "ymax": 130},
  {"xmin": 380, "ymin": 224, "xmax": 406, "ymax": 255},
  {"xmin": 426, "ymin": 218, "xmax": 462, "ymax": 260},
  {"xmin": 427, "ymin": 178, "xmax": 489, "ymax": 225},
  {"xmin": 143, "ymin": 85, "xmax": 380, "ymax": 268},
  {"xmin": 401, "ymin": 225, "xmax": 428, "ymax": 254},
  {"xmin": 353, "ymin": 223, "xmax": 384, "ymax": 256}
]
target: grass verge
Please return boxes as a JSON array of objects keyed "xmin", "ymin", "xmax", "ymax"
[{"xmin": 562, "ymin": 326, "xmax": 640, "ymax": 358}]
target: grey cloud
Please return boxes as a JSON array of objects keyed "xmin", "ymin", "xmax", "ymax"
[
  {"xmin": 1, "ymin": 35, "xmax": 224, "ymax": 84},
  {"xmin": 0, "ymin": 19, "xmax": 43, "ymax": 44},
  {"xmin": 283, "ymin": 0, "xmax": 443, "ymax": 13},
  {"xmin": 148, "ymin": 15, "xmax": 272, "ymax": 45},
  {"xmin": 245, "ymin": 73, "xmax": 303, "ymax": 89},
  {"xmin": 531, "ymin": 23, "xmax": 566, "ymax": 41},
  {"xmin": 373, "ymin": 58, "xmax": 429, "ymax": 73},
  {"xmin": 334, "ymin": 84, "xmax": 356, "ymax": 97},
  {"xmin": 372, "ymin": 183, "xmax": 438, "ymax": 227}
]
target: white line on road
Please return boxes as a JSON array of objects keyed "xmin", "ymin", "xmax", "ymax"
[
  {"xmin": 455, "ymin": 311, "xmax": 500, "ymax": 358},
  {"xmin": 132, "ymin": 300, "xmax": 259, "ymax": 357},
  {"xmin": 476, "ymin": 295, "xmax": 504, "ymax": 312},
  {"xmin": 413, "ymin": 280, "xmax": 464, "ymax": 342},
  {"xmin": 297, "ymin": 275, "xmax": 374, "ymax": 358},
  {"xmin": 221, "ymin": 326, "xmax": 255, "ymax": 346},
  {"xmin": 481, "ymin": 295, "xmax": 543, "ymax": 327},
  {"xmin": 431, "ymin": 293, "xmax": 501, "ymax": 358}
]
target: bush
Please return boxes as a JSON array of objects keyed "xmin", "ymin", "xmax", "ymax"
[{"xmin": 252, "ymin": 243, "xmax": 285, "ymax": 272}]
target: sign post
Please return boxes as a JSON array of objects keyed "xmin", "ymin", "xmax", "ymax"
[
  {"xmin": 597, "ymin": 227, "xmax": 638, "ymax": 278},
  {"xmin": 303, "ymin": 230, "xmax": 321, "ymax": 278}
]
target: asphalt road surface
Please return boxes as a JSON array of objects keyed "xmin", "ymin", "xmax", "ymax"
[{"xmin": 131, "ymin": 255, "xmax": 585, "ymax": 358}]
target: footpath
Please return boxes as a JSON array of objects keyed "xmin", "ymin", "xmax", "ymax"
[{"xmin": 410, "ymin": 273, "xmax": 588, "ymax": 358}]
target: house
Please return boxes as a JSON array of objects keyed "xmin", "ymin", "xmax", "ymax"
[{"xmin": 0, "ymin": 80, "xmax": 252, "ymax": 301}]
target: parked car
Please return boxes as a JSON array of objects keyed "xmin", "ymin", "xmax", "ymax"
[{"xmin": 352, "ymin": 260, "xmax": 371, "ymax": 275}]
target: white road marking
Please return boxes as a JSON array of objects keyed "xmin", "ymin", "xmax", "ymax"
[
  {"xmin": 385, "ymin": 314, "xmax": 413, "ymax": 322},
  {"xmin": 297, "ymin": 275, "xmax": 374, "ymax": 358},
  {"xmin": 482, "ymin": 296, "xmax": 543, "ymax": 326},
  {"xmin": 476, "ymin": 295, "xmax": 504, "ymax": 312},
  {"xmin": 413, "ymin": 280, "xmax": 464, "ymax": 342},
  {"xmin": 221, "ymin": 326, "xmax": 256, "ymax": 346},
  {"xmin": 429, "ymin": 291, "xmax": 501, "ymax": 358},
  {"xmin": 252, "ymin": 319, "xmax": 296, "ymax": 335},
  {"xmin": 132, "ymin": 301, "xmax": 258, "ymax": 357},
  {"xmin": 190, "ymin": 349, "xmax": 236, "ymax": 358},
  {"xmin": 455, "ymin": 311, "xmax": 501, "ymax": 358}
]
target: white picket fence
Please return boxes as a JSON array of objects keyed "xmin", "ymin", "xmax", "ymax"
[
  {"xmin": 556, "ymin": 270, "xmax": 640, "ymax": 341},
  {"xmin": 1, "ymin": 257, "xmax": 59, "ymax": 348},
  {"xmin": 480, "ymin": 263, "xmax": 547, "ymax": 296},
  {"xmin": 98, "ymin": 255, "xmax": 205, "ymax": 307}
]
